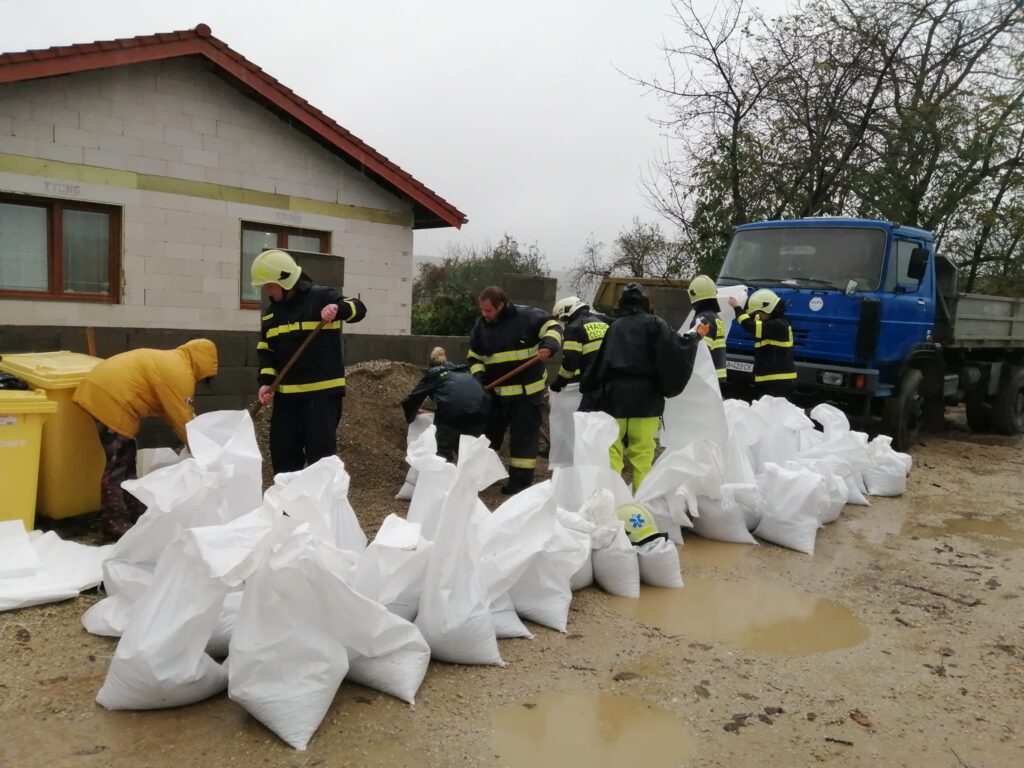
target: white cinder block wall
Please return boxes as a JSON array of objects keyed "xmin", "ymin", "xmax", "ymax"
[{"xmin": 0, "ymin": 58, "xmax": 417, "ymax": 333}]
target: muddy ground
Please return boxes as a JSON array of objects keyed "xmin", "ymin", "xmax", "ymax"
[{"xmin": 1, "ymin": 362, "xmax": 1022, "ymax": 768}]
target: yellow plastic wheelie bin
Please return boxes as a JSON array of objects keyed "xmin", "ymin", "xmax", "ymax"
[
  {"xmin": 0, "ymin": 388, "xmax": 57, "ymax": 530},
  {"xmin": 0, "ymin": 351, "xmax": 105, "ymax": 519}
]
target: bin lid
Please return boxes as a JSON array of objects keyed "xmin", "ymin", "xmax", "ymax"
[
  {"xmin": 0, "ymin": 351, "xmax": 102, "ymax": 390},
  {"xmin": 0, "ymin": 388, "xmax": 59, "ymax": 415}
]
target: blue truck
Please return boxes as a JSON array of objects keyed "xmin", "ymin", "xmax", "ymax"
[{"xmin": 717, "ymin": 217, "xmax": 1024, "ymax": 449}]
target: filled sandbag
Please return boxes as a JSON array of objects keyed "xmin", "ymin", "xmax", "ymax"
[
  {"xmin": 548, "ymin": 383, "xmax": 583, "ymax": 468},
  {"xmin": 753, "ymin": 463, "xmax": 827, "ymax": 555},
  {"xmin": 591, "ymin": 524, "xmax": 640, "ymax": 598},
  {"xmin": 185, "ymin": 410, "xmax": 263, "ymax": 520},
  {"xmin": 351, "ymin": 514, "xmax": 433, "ymax": 621},
  {"xmin": 660, "ymin": 343, "xmax": 729, "ymax": 451},
  {"xmin": 415, "ymin": 435, "xmax": 508, "ymax": 665},
  {"xmin": 637, "ymin": 536, "xmax": 683, "ymax": 588},
  {"xmin": 395, "ymin": 413, "xmax": 435, "ymax": 500},
  {"xmin": 863, "ymin": 435, "xmax": 913, "ymax": 496}
]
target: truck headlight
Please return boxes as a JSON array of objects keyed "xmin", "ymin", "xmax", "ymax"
[{"xmin": 819, "ymin": 371, "xmax": 846, "ymax": 387}]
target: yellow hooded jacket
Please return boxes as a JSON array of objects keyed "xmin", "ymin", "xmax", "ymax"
[{"xmin": 72, "ymin": 339, "xmax": 219, "ymax": 442}]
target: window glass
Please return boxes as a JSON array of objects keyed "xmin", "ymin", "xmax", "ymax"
[
  {"xmin": 287, "ymin": 233, "xmax": 321, "ymax": 252},
  {"xmin": 62, "ymin": 209, "xmax": 110, "ymax": 294},
  {"xmin": 719, "ymin": 227, "xmax": 886, "ymax": 291},
  {"xmin": 241, "ymin": 228, "xmax": 278, "ymax": 302},
  {"xmin": 885, "ymin": 240, "xmax": 922, "ymax": 292},
  {"xmin": 0, "ymin": 202, "xmax": 48, "ymax": 291}
]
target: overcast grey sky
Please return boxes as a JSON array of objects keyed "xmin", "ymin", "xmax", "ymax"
[{"xmin": 0, "ymin": 0, "xmax": 789, "ymax": 269}]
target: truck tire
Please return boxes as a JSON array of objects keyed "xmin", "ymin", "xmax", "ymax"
[
  {"xmin": 964, "ymin": 391, "xmax": 991, "ymax": 432},
  {"xmin": 883, "ymin": 368, "xmax": 923, "ymax": 451},
  {"xmin": 991, "ymin": 367, "xmax": 1024, "ymax": 435}
]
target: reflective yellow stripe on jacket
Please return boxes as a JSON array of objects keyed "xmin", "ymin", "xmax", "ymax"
[
  {"xmin": 266, "ymin": 320, "xmax": 342, "ymax": 339},
  {"xmin": 277, "ymin": 377, "xmax": 347, "ymax": 394},
  {"xmin": 493, "ymin": 374, "xmax": 548, "ymax": 397},
  {"xmin": 754, "ymin": 372, "xmax": 797, "ymax": 383}
]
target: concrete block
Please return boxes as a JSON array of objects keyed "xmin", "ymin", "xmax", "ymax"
[
  {"xmin": 54, "ymin": 125, "xmax": 101, "ymax": 149},
  {"xmin": 29, "ymin": 105, "xmax": 78, "ymax": 128},
  {"xmin": 201, "ymin": 245, "xmax": 239, "ymax": 264},
  {"xmin": 79, "ymin": 113, "xmax": 124, "ymax": 135},
  {"xmin": 194, "ymin": 393, "xmax": 251, "ymax": 414},
  {"xmin": 97, "ymin": 133, "xmax": 141, "ymax": 155},
  {"xmin": 114, "ymin": 102, "xmax": 156, "ymax": 124},
  {"xmin": 124, "ymin": 120, "xmax": 164, "ymax": 142},
  {"xmin": 0, "ymin": 115, "xmax": 11, "ymax": 135},
  {"xmin": 191, "ymin": 116, "xmax": 217, "ymax": 136},
  {"xmin": 12, "ymin": 119, "xmax": 55, "ymax": 142},
  {"xmin": 163, "ymin": 126, "xmax": 203, "ymax": 149},
  {"xmin": 35, "ymin": 142, "xmax": 85, "ymax": 164},
  {"xmin": 142, "ymin": 89, "xmax": 185, "ymax": 114},
  {"xmin": 66, "ymin": 94, "xmax": 113, "ymax": 116},
  {"xmin": 166, "ymin": 161, "xmax": 206, "ymax": 182},
  {"xmin": 204, "ymin": 168, "xmax": 242, "ymax": 187},
  {"xmin": 141, "ymin": 140, "xmax": 183, "ymax": 162},
  {"xmin": 182, "ymin": 147, "xmax": 218, "ymax": 167},
  {"xmin": 201, "ymin": 134, "xmax": 241, "ymax": 156},
  {"xmin": 0, "ymin": 98, "xmax": 33, "ymax": 120},
  {"xmin": 0, "ymin": 134, "xmax": 37, "ymax": 156}
]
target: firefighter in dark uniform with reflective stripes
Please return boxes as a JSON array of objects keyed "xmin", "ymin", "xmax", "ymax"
[
  {"xmin": 251, "ymin": 249, "xmax": 367, "ymax": 473},
  {"xmin": 549, "ymin": 296, "xmax": 610, "ymax": 391},
  {"xmin": 687, "ymin": 275, "xmax": 727, "ymax": 384},
  {"xmin": 469, "ymin": 285, "xmax": 562, "ymax": 495},
  {"xmin": 730, "ymin": 288, "xmax": 796, "ymax": 399}
]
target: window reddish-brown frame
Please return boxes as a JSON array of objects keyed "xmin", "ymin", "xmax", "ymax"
[
  {"xmin": 239, "ymin": 221, "xmax": 331, "ymax": 309},
  {"xmin": 0, "ymin": 191, "xmax": 121, "ymax": 303}
]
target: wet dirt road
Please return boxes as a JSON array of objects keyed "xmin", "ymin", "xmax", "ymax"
[{"xmin": 2, "ymin": 423, "xmax": 1023, "ymax": 768}]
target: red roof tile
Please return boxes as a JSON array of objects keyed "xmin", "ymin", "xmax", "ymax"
[{"xmin": 0, "ymin": 24, "xmax": 466, "ymax": 229}]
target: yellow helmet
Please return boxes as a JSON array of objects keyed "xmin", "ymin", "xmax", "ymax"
[
  {"xmin": 687, "ymin": 275, "xmax": 718, "ymax": 303},
  {"xmin": 251, "ymin": 249, "xmax": 301, "ymax": 290},
  {"xmin": 552, "ymin": 295, "xmax": 586, "ymax": 321},
  {"xmin": 747, "ymin": 288, "xmax": 782, "ymax": 314},
  {"xmin": 615, "ymin": 502, "xmax": 661, "ymax": 545}
]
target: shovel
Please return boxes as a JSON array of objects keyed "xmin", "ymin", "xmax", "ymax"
[
  {"xmin": 484, "ymin": 355, "xmax": 544, "ymax": 391},
  {"xmin": 249, "ymin": 318, "xmax": 329, "ymax": 416}
]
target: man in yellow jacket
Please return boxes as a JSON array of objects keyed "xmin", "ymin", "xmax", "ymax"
[{"xmin": 73, "ymin": 339, "xmax": 219, "ymax": 539}]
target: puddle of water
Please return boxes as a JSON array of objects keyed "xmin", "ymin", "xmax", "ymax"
[
  {"xmin": 607, "ymin": 578, "xmax": 869, "ymax": 655},
  {"xmin": 492, "ymin": 692, "xmax": 696, "ymax": 768},
  {"xmin": 678, "ymin": 537, "xmax": 754, "ymax": 567},
  {"xmin": 902, "ymin": 515, "xmax": 1024, "ymax": 551}
]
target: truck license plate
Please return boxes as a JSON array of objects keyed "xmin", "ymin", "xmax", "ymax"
[{"xmin": 726, "ymin": 360, "xmax": 754, "ymax": 373}]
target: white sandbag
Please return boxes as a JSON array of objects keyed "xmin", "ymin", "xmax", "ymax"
[
  {"xmin": 660, "ymin": 343, "xmax": 728, "ymax": 451},
  {"xmin": 810, "ymin": 403, "xmax": 850, "ymax": 439},
  {"xmin": 591, "ymin": 525, "xmax": 640, "ymax": 598},
  {"xmin": 265, "ymin": 456, "xmax": 366, "ymax": 553},
  {"xmin": 635, "ymin": 440, "xmax": 725, "ymax": 537},
  {"xmin": 395, "ymin": 413, "xmax": 434, "ymax": 500},
  {"xmin": 117, "ymin": 459, "xmax": 233, "ymax": 564},
  {"xmin": 863, "ymin": 435, "xmax": 912, "ymax": 496},
  {"xmin": 351, "ymin": 515, "xmax": 433, "ymax": 621},
  {"xmin": 800, "ymin": 431, "xmax": 873, "ymax": 506},
  {"xmin": 136, "ymin": 447, "xmax": 183, "ymax": 477},
  {"xmin": 185, "ymin": 410, "xmax": 263, "ymax": 520},
  {"xmin": 490, "ymin": 591, "xmax": 534, "ymax": 639},
  {"xmin": 572, "ymin": 410, "xmax": 622, "ymax": 467},
  {"xmin": 753, "ymin": 463, "xmax": 826, "ymax": 555},
  {"xmin": 28, "ymin": 530, "xmax": 114, "ymax": 591},
  {"xmin": 227, "ymin": 522, "xmax": 349, "ymax": 751},
  {"xmin": 690, "ymin": 486, "xmax": 759, "ymax": 544},
  {"xmin": 552, "ymin": 466, "xmax": 633, "ymax": 516},
  {"xmin": 557, "ymin": 509, "xmax": 596, "ymax": 590},
  {"xmin": 548, "ymin": 383, "xmax": 583, "ymax": 468},
  {"xmin": 82, "ymin": 560, "xmax": 154, "ymax": 636},
  {"xmin": 415, "ymin": 434, "xmax": 507, "ymax": 665},
  {"xmin": 751, "ymin": 396, "xmax": 815, "ymax": 469},
  {"xmin": 97, "ymin": 538, "xmax": 229, "ymax": 710},
  {"xmin": 785, "ymin": 456, "xmax": 849, "ymax": 525},
  {"xmin": 405, "ymin": 425, "xmax": 457, "ymax": 541},
  {"xmin": 681, "ymin": 284, "xmax": 748, "ymax": 331},
  {"xmin": 509, "ymin": 522, "xmax": 589, "ymax": 632},
  {"xmin": 205, "ymin": 589, "xmax": 242, "ymax": 658},
  {"xmin": 637, "ymin": 537, "xmax": 683, "ymax": 588},
  {"xmin": 722, "ymin": 399, "xmax": 767, "ymax": 485}
]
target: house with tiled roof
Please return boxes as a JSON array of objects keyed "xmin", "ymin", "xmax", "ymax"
[{"xmin": 0, "ymin": 24, "xmax": 465, "ymax": 337}]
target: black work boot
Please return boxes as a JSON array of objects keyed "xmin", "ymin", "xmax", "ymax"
[{"xmin": 500, "ymin": 467, "xmax": 535, "ymax": 495}]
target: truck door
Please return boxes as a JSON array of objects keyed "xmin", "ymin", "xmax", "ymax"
[{"xmin": 878, "ymin": 238, "xmax": 933, "ymax": 370}]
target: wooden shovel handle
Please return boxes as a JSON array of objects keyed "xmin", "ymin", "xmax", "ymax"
[{"xmin": 250, "ymin": 318, "xmax": 329, "ymax": 415}]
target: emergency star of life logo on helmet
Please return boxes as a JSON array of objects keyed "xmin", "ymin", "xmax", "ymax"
[
  {"xmin": 584, "ymin": 322, "xmax": 607, "ymax": 340},
  {"xmin": 629, "ymin": 513, "xmax": 645, "ymax": 529}
]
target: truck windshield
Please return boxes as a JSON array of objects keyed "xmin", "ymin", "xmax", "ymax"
[{"xmin": 719, "ymin": 226, "xmax": 886, "ymax": 292}]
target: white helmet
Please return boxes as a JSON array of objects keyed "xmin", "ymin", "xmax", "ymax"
[{"xmin": 552, "ymin": 295, "xmax": 586, "ymax": 321}]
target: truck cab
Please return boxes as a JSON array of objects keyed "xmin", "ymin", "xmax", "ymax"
[{"xmin": 718, "ymin": 217, "xmax": 1023, "ymax": 448}]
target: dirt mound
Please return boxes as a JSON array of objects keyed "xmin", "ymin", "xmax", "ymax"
[{"xmin": 253, "ymin": 359, "xmax": 425, "ymax": 534}]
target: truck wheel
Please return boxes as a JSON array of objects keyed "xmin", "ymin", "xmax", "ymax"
[
  {"xmin": 991, "ymin": 368, "xmax": 1024, "ymax": 435},
  {"xmin": 964, "ymin": 390, "xmax": 991, "ymax": 432},
  {"xmin": 883, "ymin": 369, "xmax": 923, "ymax": 451}
]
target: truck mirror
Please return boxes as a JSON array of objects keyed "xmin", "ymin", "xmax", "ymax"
[{"xmin": 907, "ymin": 247, "xmax": 929, "ymax": 281}]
